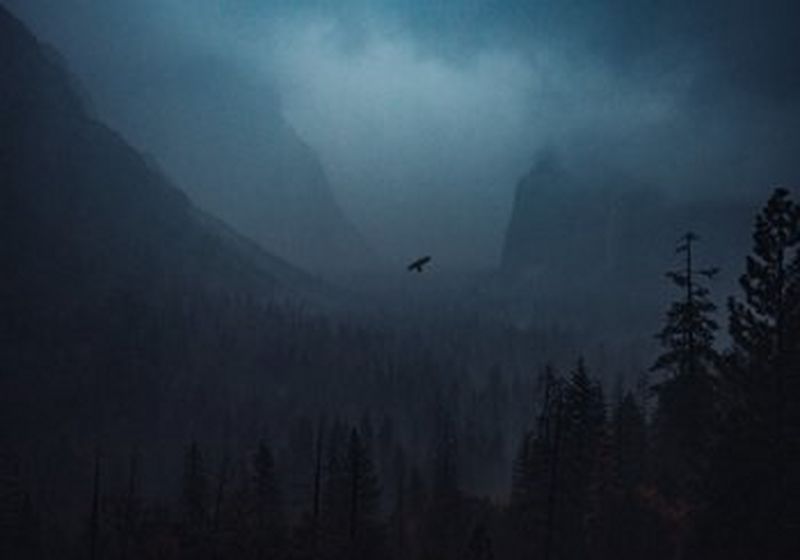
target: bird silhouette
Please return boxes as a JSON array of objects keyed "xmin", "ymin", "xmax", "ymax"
[{"xmin": 407, "ymin": 255, "xmax": 432, "ymax": 273}]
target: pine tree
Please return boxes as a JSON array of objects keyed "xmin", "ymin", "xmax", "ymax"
[
  {"xmin": 432, "ymin": 402, "xmax": 460, "ymax": 504},
  {"xmin": 690, "ymin": 188, "xmax": 800, "ymax": 559},
  {"xmin": 729, "ymin": 188, "xmax": 800, "ymax": 368},
  {"xmin": 509, "ymin": 429, "xmax": 551, "ymax": 557},
  {"xmin": 422, "ymin": 397, "xmax": 463, "ymax": 560},
  {"xmin": 289, "ymin": 420, "xmax": 325, "ymax": 560},
  {"xmin": 539, "ymin": 367, "xmax": 565, "ymax": 560},
  {"xmin": 507, "ymin": 367, "xmax": 566, "ymax": 559},
  {"xmin": 650, "ymin": 233, "xmax": 719, "ymax": 501},
  {"xmin": 652, "ymin": 233, "xmax": 720, "ymax": 378},
  {"xmin": 317, "ymin": 422, "xmax": 384, "ymax": 559},
  {"xmin": 346, "ymin": 427, "xmax": 382, "ymax": 559},
  {"xmin": 321, "ymin": 419, "xmax": 349, "ymax": 554},
  {"xmin": 592, "ymin": 391, "xmax": 664, "ymax": 560},
  {"xmin": 726, "ymin": 188, "xmax": 800, "ymax": 452},
  {"xmin": 558, "ymin": 359, "xmax": 606, "ymax": 560},
  {"xmin": 611, "ymin": 392, "xmax": 647, "ymax": 492},
  {"xmin": 251, "ymin": 441, "xmax": 285, "ymax": 558},
  {"xmin": 286, "ymin": 416, "xmax": 315, "ymax": 513},
  {"xmin": 388, "ymin": 444, "xmax": 408, "ymax": 555}
]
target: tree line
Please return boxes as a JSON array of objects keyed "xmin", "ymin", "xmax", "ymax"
[{"xmin": 1, "ymin": 188, "xmax": 798, "ymax": 559}]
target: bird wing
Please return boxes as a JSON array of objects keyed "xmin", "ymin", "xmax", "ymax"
[{"xmin": 406, "ymin": 256, "xmax": 431, "ymax": 271}]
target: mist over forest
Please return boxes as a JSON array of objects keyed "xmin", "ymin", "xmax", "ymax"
[{"xmin": 1, "ymin": 1, "xmax": 799, "ymax": 559}]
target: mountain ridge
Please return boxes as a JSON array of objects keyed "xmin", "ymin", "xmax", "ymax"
[
  {"xmin": 499, "ymin": 151, "xmax": 758, "ymax": 330},
  {"xmin": 1, "ymin": 0, "xmax": 376, "ymax": 274},
  {"xmin": 0, "ymin": 4, "xmax": 330, "ymax": 318}
]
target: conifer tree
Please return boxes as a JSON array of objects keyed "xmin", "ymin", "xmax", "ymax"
[
  {"xmin": 432, "ymin": 401, "xmax": 460, "ymax": 504},
  {"xmin": 423, "ymin": 397, "xmax": 463, "ymax": 560},
  {"xmin": 729, "ymin": 188, "xmax": 800, "ymax": 368},
  {"xmin": 321, "ymin": 419, "xmax": 349, "ymax": 549},
  {"xmin": 346, "ymin": 427, "xmax": 382, "ymax": 558},
  {"xmin": 507, "ymin": 367, "xmax": 565, "ymax": 559},
  {"xmin": 509, "ymin": 428, "xmax": 551, "ymax": 557},
  {"xmin": 510, "ymin": 431, "xmax": 538, "ymax": 513},
  {"xmin": 558, "ymin": 359, "xmax": 606, "ymax": 560},
  {"xmin": 651, "ymin": 233, "xmax": 719, "ymax": 501},
  {"xmin": 611, "ymin": 392, "xmax": 647, "ymax": 491},
  {"xmin": 691, "ymin": 188, "xmax": 800, "ymax": 559},
  {"xmin": 251, "ymin": 441, "xmax": 285, "ymax": 558},
  {"xmin": 652, "ymin": 233, "xmax": 720, "ymax": 378},
  {"xmin": 725, "ymin": 188, "xmax": 800, "ymax": 460}
]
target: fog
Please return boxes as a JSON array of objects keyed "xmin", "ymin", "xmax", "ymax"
[
  {"xmin": 4, "ymin": 4, "xmax": 800, "ymax": 556},
  {"xmin": 6, "ymin": 0, "xmax": 800, "ymax": 269}
]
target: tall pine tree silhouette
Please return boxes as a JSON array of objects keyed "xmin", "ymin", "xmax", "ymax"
[
  {"xmin": 559, "ymin": 359, "xmax": 606, "ymax": 560},
  {"xmin": 508, "ymin": 367, "xmax": 564, "ymax": 560},
  {"xmin": 346, "ymin": 427, "xmax": 382, "ymax": 559},
  {"xmin": 651, "ymin": 233, "xmax": 719, "ymax": 503},
  {"xmin": 251, "ymin": 441, "xmax": 285, "ymax": 559},
  {"xmin": 692, "ymin": 188, "xmax": 800, "ymax": 559}
]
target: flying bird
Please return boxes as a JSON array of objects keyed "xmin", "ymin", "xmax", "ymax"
[{"xmin": 407, "ymin": 255, "xmax": 432, "ymax": 273}]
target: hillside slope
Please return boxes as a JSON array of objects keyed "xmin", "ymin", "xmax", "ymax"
[
  {"xmin": 3, "ymin": 0, "xmax": 375, "ymax": 274},
  {"xmin": 500, "ymin": 152, "xmax": 757, "ymax": 329},
  {"xmin": 0, "ymin": 5, "xmax": 325, "ymax": 322}
]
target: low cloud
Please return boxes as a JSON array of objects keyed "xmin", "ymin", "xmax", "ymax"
[{"xmin": 6, "ymin": 0, "xmax": 799, "ymax": 267}]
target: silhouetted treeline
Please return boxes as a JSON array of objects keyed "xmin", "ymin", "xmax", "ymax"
[
  {"xmin": 2, "ymin": 188, "xmax": 799, "ymax": 559},
  {"xmin": 0, "ymin": 272, "xmax": 580, "ymax": 556}
]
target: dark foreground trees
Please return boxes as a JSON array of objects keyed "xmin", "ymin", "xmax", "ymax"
[
  {"xmin": 650, "ymin": 233, "xmax": 719, "ymax": 508},
  {"xmin": 688, "ymin": 188, "xmax": 800, "ymax": 558},
  {"xmin": 2, "ymin": 189, "xmax": 798, "ymax": 559},
  {"xmin": 504, "ymin": 188, "xmax": 800, "ymax": 560}
]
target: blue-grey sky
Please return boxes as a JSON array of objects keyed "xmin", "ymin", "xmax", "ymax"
[{"xmin": 6, "ymin": 0, "xmax": 799, "ymax": 268}]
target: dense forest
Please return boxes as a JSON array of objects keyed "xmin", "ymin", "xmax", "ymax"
[{"xmin": 2, "ymin": 188, "xmax": 798, "ymax": 558}]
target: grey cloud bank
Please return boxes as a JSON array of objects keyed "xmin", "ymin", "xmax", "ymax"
[{"xmin": 6, "ymin": 0, "xmax": 799, "ymax": 268}]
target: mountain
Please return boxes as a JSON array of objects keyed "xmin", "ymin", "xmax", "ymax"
[
  {"xmin": 102, "ymin": 59, "xmax": 374, "ymax": 275},
  {"xmin": 500, "ymin": 151, "xmax": 758, "ymax": 330},
  {"xmin": 0, "ymin": 5, "xmax": 325, "ymax": 322},
  {"xmin": 0, "ymin": 6, "xmax": 354, "ymax": 525},
  {"xmin": 3, "ymin": 0, "xmax": 374, "ymax": 274}
]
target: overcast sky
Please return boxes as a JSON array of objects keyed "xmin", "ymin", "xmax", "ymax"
[{"xmin": 5, "ymin": 0, "xmax": 800, "ymax": 267}]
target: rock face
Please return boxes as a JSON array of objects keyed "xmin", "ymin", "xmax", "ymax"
[
  {"xmin": 0, "ymin": 5, "xmax": 322, "ymax": 315},
  {"xmin": 501, "ymin": 151, "xmax": 757, "ymax": 328},
  {"xmin": 101, "ymin": 60, "xmax": 374, "ymax": 274},
  {"xmin": 3, "ymin": 0, "xmax": 373, "ymax": 274}
]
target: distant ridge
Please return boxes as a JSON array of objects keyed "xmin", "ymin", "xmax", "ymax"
[
  {"xmin": 0, "ymin": 4, "xmax": 329, "ymax": 315},
  {"xmin": 499, "ymin": 151, "xmax": 758, "ymax": 328}
]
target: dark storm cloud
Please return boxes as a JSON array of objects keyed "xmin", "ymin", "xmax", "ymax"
[
  {"xmin": 226, "ymin": 0, "xmax": 800, "ymax": 98},
  {"xmin": 5, "ymin": 0, "xmax": 799, "ymax": 267}
]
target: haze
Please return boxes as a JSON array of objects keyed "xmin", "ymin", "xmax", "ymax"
[
  {"xmin": 4, "ymin": 3, "xmax": 800, "ymax": 558},
  {"xmin": 6, "ymin": 0, "xmax": 799, "ymax": 269}
]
